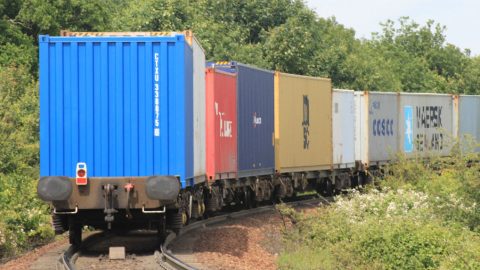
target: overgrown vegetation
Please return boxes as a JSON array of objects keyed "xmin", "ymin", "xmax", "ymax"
[
  {"xmin": 1, "ymin": 0, "xmax": 480, "ymax": 261},
  {"xmin": 277, "ymin": 140, "xmax": 480, "ymax": 269}
]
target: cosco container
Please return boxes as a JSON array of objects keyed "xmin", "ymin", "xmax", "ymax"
[
  {"xmin": 458, "ymin": 95, "xmax": 480, "ymax": 151},
  {"xmin": 398, "ymin": 93, "xmax": 456, "ymax": 157},
  {"xmin": 368, "ymin": 92, "xmax": 399, "ymax": 165},
  {"xmin": 205, "ymin": 67, "xmax": 238, "ymax": 180},
  {"xmin": 39, "ymin": 32, "xmax": 205, "ymax": 187},
  {"xmin": 274, "ymin": 72, "xmax": 333, "ymax": 173},
  {"xmin": 332, "ymin": 89, "xmax": 355, "ymax": 168}
]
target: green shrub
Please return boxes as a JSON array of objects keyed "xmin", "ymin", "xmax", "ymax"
[
  {"xmin": 380, "ymin": 138, "xmax": 480, "ymax": 231},
  {"xmin": 0, "ymin": 221, "xmax": 15, "ymax": 258},
  {"xmin": 278, "ymin": 186, "xmax": 480, "ymax": 270},
  {"xmin": 0, "ymin": 174, "xmax": 53, "ymax": 259}
]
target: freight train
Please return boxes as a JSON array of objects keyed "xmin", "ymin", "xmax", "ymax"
[{"xmin": 36, "ymin": 31, "xmax": 480, "ymax": 245}]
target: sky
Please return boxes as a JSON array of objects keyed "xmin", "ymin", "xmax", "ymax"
[{"xmin": 305, "ymin": 0, "xmax": 480, "ymax": 56}]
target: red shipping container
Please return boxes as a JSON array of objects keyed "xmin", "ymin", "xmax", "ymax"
[{"xmin": 206, "ymin": 67, "xmax": 238, "ymax": 181}]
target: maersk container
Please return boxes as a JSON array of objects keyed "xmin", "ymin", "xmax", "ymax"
[
  {"xmin": 332, "ymin": 89, "xmax": 355, "ymax": 169},
  {"xmin": 39, "ymin": 32, "xmax": 204, "ymax": 187},
  {"xmin": 354, "ymin": 91, "xmax": 368, "ymax": 167},
  {"xmin": 458, "ymin": 95, "xmax": 480, "ymax": 151},
  {"xmin": 398, "ymin": 93, "xmax": 456, "ymax": 157},
  {"xmin": 205, "ymin": 67, "xmax": 238, "ymax": 180},
  {"xmin": 274, "ymin": 72, "xmax": 332, "ymax": 173},
  {"xmin": 368, "ymin": 92, "xmax": 399, "ymax": 165}
]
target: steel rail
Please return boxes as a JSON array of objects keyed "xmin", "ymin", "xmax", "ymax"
[
  {"xmin": 59, "ymin": 195, "xmax": 327, "ymax": 270},
  {"xmin": 58, "ymin": 232, "xmax": 108, "ymax": 270}
]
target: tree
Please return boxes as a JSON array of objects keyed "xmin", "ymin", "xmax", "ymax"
[
  {"xmin": 17, "ymin": 0, "xmax": 116, "ymax": 36},
  {"xmin": 461, "ymin": 56, "xmax": 480, "ymax": 94}
]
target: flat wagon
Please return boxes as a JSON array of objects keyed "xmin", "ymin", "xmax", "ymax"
[{"xmin": 37, "ymin": 31, "xmax": 205, "ymax": 244}]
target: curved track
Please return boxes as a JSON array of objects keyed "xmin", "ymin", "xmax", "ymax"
[{"xmin": 59, "ymin": 195, "xmax": 328, "ymax": 270}]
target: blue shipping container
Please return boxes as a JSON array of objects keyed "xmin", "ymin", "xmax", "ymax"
[
  {"xmin": 235, "ymin": 63, "xmax": 275, "ymax": 177},
  {"xmin": 459, "ymin": 95, "xmax": 480, "ymax": 152},
  {"xmin": 39, "ymin": 34, "xmax": 193, "ymax": 187}
]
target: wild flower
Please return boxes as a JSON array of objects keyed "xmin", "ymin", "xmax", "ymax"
[
  {"xmin": 332, "ymin": 188, "xmax": 436, "ymax": 224},
  {"xmin": 0, "ymin": 230, "xmax": 5, "ymax": 245}
]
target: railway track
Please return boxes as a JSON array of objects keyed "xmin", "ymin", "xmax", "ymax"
[{"xmin": 59, "ymin": 195, "xmax": 327, "ymax": 270}]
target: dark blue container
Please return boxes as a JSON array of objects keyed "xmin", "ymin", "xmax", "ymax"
[
  {"xmin": 237, "ymin": 64, "xmax": 275, "ymax": 177},
  {"xmin": 39, "ymin": 34, "xmax": 193, "ymax": 187},
  {"xmin": 213, "ymin": 62, "xmax": 275, "ymax": 177}
]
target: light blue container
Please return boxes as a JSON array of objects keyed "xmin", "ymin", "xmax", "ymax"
[
  {"xmin": 459, "ymin": 95, "xmax": 480, "ymax": 151},
  {"xmin": 39, "ymin": 34, "xmax": 193, "ymax": 187}
]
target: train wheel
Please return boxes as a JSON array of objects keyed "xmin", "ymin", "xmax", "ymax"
[
  {"xmin": 157, "ymin": 215, "xmax": 167, "ymax": 244},
  {"xmin": 52, "ymin": 214, "xmax": 66, "ymax": 234},
  {"xmin": 167, "ymin": 209, "xmax": 183, "ymax": 234},
  {"xmin": 206, "ymin": 195, "xmax": 218, "ymax": 213},
  {"xmin": 201, "ymin": 201, "xmax": 206, "ymax": 216},
  {"xmin": 181, "ymin": 210, "xmax": 188, "ymax": 226},
  {"xmin": 68, "ymin": 221, "xmax": 82, "ymax": 246},
  {"xmin": 323, "ymin": 179, "xmax": 333, "ymax": 197},
  {"xmin": 359, "ymin": 171, "xmax": 369, "ymax": 186},
  {"xmin": 351, "ymin": 175, "xmax": 359, "ymax": 188},
  {"xmin": 244, "ymin": 188, "xmax": 253, "ymax": 209}
]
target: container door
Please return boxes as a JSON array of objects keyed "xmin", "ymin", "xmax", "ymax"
[
  {"xmin": 237, "ymin": 65, "xmax": 275, "ymax": 177},
  {"xmin": 368, "ymin": 92, "xmax": 399, "ymax": 164},
  {"xmin": 332, "ymin": 90, "xmax": 355, "ymax": 168},
  {"xmin": 206, "ymin": 68, "xmax": 238, "ymax": 180}
]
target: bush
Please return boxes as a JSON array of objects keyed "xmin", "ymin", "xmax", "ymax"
[
  {"xmin": 278, "ymin": 143, "xmax": 480, "ymax": 270},
  {"xmin": 380, "ymin": 138, "xmax": 480, "ymax": 231},
  {"xmin": 0, "ymin": 174, "xmax": 53, "ymax": 260},
  {"xmin": 278, "ymin": 189, "xmax": 480, "ymax": 269}
]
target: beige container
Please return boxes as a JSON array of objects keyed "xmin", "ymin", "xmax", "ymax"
[{"xmin": 274, "ymin": 72, "xmax": 333, "ymax": 173}]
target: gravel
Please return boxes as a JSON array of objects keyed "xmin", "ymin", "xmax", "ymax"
[
  {"xmin": 75, "ymin": 231, "xmax": 160, "ymax": 270},
  {"xmin": 189, "ymin": 203, "xmax": 319, "ymax": 270},
  {"xmin": 0, "ymin": 237, "xmax": 68, "ymax": 270}
]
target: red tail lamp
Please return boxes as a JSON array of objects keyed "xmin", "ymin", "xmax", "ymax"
[{"xmin": 76, "ymin": 162, "xmax": 88, "ymax": 185}]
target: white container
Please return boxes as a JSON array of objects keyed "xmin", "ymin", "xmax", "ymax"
[
  {"xmin": 354, "ymin": 91, "xmax": 368, "ymax": 168},
  {"xmin": 333, "ymin": 89, "xmax": 355, "ymax": 168},
  {"xmin": 192, "ymin": 35, "xmax": 206, "ymax": 181}
]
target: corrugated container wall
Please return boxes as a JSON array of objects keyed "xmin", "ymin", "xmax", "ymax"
[
  {"xmin": 354, "ymin": 91, "xmax": 368, "ymax": 166},
  {"xmin": 205, "ymin": 68, "xmax": 238, "ymax": 180},
  {"xmin": 332, "ymin": 89, "xmax": 355, "ymax": 168},
  {"xmin": 368, "ymin": 92, "xmax": 399, "ymax": 164},
  {"xmin": 192, "ymin": 37, "xmax": 206, "ymax": 180},
  {"xmin": 459, "ymin": 95, "xmax": 480, "ymax": 151},
  {"xmin": 274, "ymin": 72, "xmax": 333, "ymax": 173},
  {"xmin": 236, "ymin": 64, "xmax": 275, "ymax": 177},
  {"xmin": 39, "ymin": 34, "xmax": 195, "ymax": 187},
  {"xmin": 399, "ymin": 93, "xmax": 455, "ymax": 157}
]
